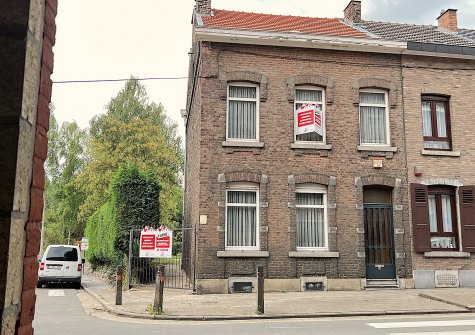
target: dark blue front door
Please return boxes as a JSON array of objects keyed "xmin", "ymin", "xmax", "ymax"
[{"xmin": 364, "ymin": 205, "xmax": 396, "ymax": 279}]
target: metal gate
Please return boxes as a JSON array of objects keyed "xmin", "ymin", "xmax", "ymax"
[
  {"xmin": 127, "ymin": 228, "xmax": 194, "ymax": 290},
  {"xmin": 363, "ymin": 205, "xmax": 396, "ymax": 279}
]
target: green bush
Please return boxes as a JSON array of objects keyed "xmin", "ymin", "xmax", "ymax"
[
  {"xmin": 111, "ymin": 163, "xmax": 161, "ymax": 254},
  {"xmin": 85, "ymin": 163, "xmax": 161, "ymax": 268},
  {"xmin": 85, "ymin": 202, "xmax": 118, "ymax": 266}
]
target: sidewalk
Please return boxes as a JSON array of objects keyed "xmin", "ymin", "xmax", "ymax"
[{"xmin": 81, "ymin": 275, "xmax": 475, "ymax": 320}]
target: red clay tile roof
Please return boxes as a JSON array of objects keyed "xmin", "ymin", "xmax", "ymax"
[{"xmin": 201, "ymin": 9, "xmax": 368, "ymax": 38}]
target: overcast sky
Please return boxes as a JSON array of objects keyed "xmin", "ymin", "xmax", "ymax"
[{"xmin": 51, "ymin": 0, "xmax": 475, "ymax": 140}]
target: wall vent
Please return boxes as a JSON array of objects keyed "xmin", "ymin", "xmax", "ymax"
[
  {"xmin": 232, "ymin": 281, "xmax": 253, "ymax": 293},
  {"xmin": 435, "ymin": 271, "xmax": 459, "ymax": 288},
  {"xmin": 305, "ymin": 282, "xmax": 324, "ymax": 291}
]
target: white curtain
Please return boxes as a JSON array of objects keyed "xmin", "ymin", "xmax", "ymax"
[
  {"xmin": 436, "ymin": 103, "xmax": 447, "ymax": 137},
  {"xmin": 424, "ymin": 140, "xmax": 450, "ymax": 150},
  {"xmin": 296, "ymin": 193, "xmax": 324, "ymax": 248},
  {"xmin": 422, "ymin": 102, "xmax": 432, "ymax": 136},
  {"xmin": 226, "ymin": 191, "xmax": 257, "ymax": 247},
  {"xmin": 228, "ymin": 86, "xmax": 257, "ymax": 140},
  {"xmin": 295, "ymin": 89, "xmax": 323, "ymax": 142},
  {"xmin": 296, "ymin": 89, "xmax": 322, "ymax": 102},
  {"xmin": 441, "ymin": 194, "xmax": 453, "ymax": 232},
  {"xmin": 360, "ymin": 92, "xmax": 387, "ymax": 144},
  {"xmin": 428, "ymin": 195, "xmax": 437, "ymax": 232},
  {"xmin": 422, "ymin": 101, "xmax": 450, "ymax": 149}
]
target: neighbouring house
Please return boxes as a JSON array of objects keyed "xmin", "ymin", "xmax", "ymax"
[
  {"xmin": 351, "ymin": 7, "xmax": 475, "ymax": 289},
  {"xmin": 184, "ymin": 0, "xmax": 475, "ymax": 293}
]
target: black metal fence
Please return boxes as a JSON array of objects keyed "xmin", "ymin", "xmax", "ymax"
[{"xmin": 127, "ymin": 228, "xmax": 194, "ymax": 290}]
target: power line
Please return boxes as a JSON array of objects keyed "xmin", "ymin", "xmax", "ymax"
[{"xmin": 53, "ymin": 76, "xmax": 188, "ymax": 84}]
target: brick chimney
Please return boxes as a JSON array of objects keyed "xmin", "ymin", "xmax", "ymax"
[
  {"xmin": 196, "ymin": 0, "xmax": 212, "ymax": 15},
  {"xmin": 437, "ymin": 9, "xmax": 458, "ymax": 32},
  {"xmin": 344, "ymin": 0, "xmax": 362, "ymax": 23}
]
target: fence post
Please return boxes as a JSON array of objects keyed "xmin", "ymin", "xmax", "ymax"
[
  {"xmin": 192, "ymin": 224, "xmax": 197, "ymax": 293},
  {"xmin": 116, "ymin": 266, "xmax": 123, "ymax": 305},
  {"xmin": 128, "ymin": 229, "xmax": 133, "ymax": 290},
  {"xmin": 257, "ymin": 266, "xmax": 264, "ymax": 314},
  {"xmin": 154, "ymin": 265, "xmax": 165, "ymax": 313}
]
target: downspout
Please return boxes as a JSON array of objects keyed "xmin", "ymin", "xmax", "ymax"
[{"xmin": 399, "ymin": 48, "xmax": 410, "ymax": 280}]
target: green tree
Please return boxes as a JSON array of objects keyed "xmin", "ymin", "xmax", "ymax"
[
  {"xmin": 43, "ymin": 111, "xmax": 86, "ymax": 246},
  {"xmin": 77, "ymin": 79, "xmax": 183, "ymax": 232}
]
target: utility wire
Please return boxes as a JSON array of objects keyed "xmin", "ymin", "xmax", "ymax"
[{"xmin": 53, "ymin": 76, "xmax": 188, "ymax": 84}]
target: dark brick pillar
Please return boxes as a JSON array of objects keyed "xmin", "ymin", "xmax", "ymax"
[{"xmin": 16, "ymin": 0, "xmax": 57, "ymax": 334}]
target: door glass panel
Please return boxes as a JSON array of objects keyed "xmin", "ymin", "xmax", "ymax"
[{"xmin": 363, "ymin": 187, "xmax": 392, "ymax": 204}]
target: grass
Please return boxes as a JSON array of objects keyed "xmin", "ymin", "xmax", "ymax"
[{"xmin": 146, "ymin": 303, "xmax": 164, "ymax": 316}]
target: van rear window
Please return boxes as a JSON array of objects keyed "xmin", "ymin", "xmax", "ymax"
[{"xmin": 46, "ymin": 247, "xmax": 78, "ymax": 261}]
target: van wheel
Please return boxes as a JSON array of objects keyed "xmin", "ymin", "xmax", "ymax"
[
  {"xmin": 36, "ymin": 282, "xmax": 42, "ymax": 289},
  {"xmin": 74, "ymin": 281, "xmax": 81, "ymax": 290}
]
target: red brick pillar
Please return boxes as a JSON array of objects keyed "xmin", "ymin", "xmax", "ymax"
[{"xmin": 16, "ymin": 0, "xmax": 57, "ymax": 334}]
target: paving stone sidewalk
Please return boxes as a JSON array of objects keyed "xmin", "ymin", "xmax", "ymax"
[{"xmin": 80, "ymin": 275, "xmax": 475, "ymax": 320}]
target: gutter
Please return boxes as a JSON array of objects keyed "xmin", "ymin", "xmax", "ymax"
[
  {"xmin": 194, "ymin": 27, "xmax": 407, "ymax": 55},
  {"xmin": 195, "ymin": 27, "xmax": 475, "ymax": 60}
]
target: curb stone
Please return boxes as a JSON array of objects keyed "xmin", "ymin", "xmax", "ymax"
[
  {"xmin": 419, "ymin": 293, "xmax": 473, "ymax": 311},
  {"xmin": 80, "ymin": 283, "xmax": 472, "ymax": 321}
]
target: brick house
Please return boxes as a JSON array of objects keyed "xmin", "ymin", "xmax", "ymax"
[
  {"xmin": 352, "ymin": 8, "xmax": 475, "ymax": 288},
  {"xmin": 184, "ymin": 0, "xmax": 475, "ymax": 293}
]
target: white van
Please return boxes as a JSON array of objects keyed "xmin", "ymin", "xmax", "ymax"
[{"xmin": 37, "ymin": 245, "xmax": 83, "ymax": 289}]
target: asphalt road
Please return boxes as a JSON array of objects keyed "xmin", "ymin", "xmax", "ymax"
[{"xmin": 33, "ymin": 286, "xmax": 475, "ymax": 335}]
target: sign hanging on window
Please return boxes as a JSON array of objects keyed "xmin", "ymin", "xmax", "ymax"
[
  {"xmin": 80, "ymin": 237, "xmax": 89, "ymax": 251},
  {"xmin": 295, "ymin": 103, "xmax": 322, "ymax": 136},
  {"xmin": 139, "ymin": 226, "xmax": 173, "ymax": 258}
]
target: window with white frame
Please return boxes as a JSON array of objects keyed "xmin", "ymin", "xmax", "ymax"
[
  {"xmin": 225, "ymin": 185, "xmax": 259, "ymax": 250},
  {"xmin": 294, "ymin": 87, "xmax": 325, "ymax": 143},
  {"xmin": 227, "ymin": 84, "xmax": 259, "ymax": 141},
  {"xmin": 359, "ymin": 90, "xmax": 389, "ymax": 146},
  {"xmin": 295, "ymin": 184, "xmax": 327, "ymax": 250}
]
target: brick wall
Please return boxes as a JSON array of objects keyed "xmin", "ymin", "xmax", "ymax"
[
  {"xmin": 187, "ymin": 42, "xmax": 411, "ymax": 281},
  {"xmin": 16, "ymin": 0, "xmax": 57, "ymax": 334},
  {"xmin": 196, "ymin": 0, "xmax": 212, "ymax": 15},
  {"xmin": 437, "ymin": 9, "xmax": 458, "ymax": 32},
  {"xmin": 344, "ymin": 0, "xmax": 361, "ymax": 23},
  {"xmin": 183, "ymin": 42, "xmax": 203, "ymax": 283},
  {"xmin": 403, "ymin": 54, "xmax": 475, "ymax": 272}
]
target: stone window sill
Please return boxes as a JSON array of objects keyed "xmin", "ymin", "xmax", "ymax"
[
  {"xmin": 357, "ymin": 145, "xmax": 397, "ymax": 152},
  {"xmin": 424, "ymin": 251, "xmax": 470, "ymax": 258},
  {"xmin": 291, "ymin": 143, "xmax": 332, "ymax": 150},
  {"xmin": 217, "ymin": 251, "xmax": 269, "ymax": 258},
  {"xmin": 222, "ymin": 141, "xmax": 264, "ymax": 148},
  {"xmin": 289, "ymin": 251, "xmax": 339, "ymax": 258},
  {"xmin": 421, "ymin": 149, "xmax": 460, "ymax": 157}
]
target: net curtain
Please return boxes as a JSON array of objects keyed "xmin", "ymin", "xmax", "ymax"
[
  {"xmin": 296, "ymin": 192, "xmax": 325, "ymax": 248},
  {"xmin": 360, "ymin": 92, "xmax": 387, "ymax": 144},
  {"xmin": 228, "ymin": 86, "xmax": 257, "ymax": 140},
  {"xmin": 226, "ymin": 191, "xmax": 257, "ymax": 247}
]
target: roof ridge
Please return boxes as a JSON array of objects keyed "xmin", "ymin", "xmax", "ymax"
[
  {"xmin": 358, "ymin": 19, "xmax": 475, "ymax": 47},
  {"xmin": 362, "ymin": 20, "xmax": 438, "ymax": 29},
  {"xmin": 342, "ymin": 19, "xmax": 378, "ymax": 38},
  {"xmin": 211, "ymin": 8, "xmax": 336, "ymax": 21}
]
